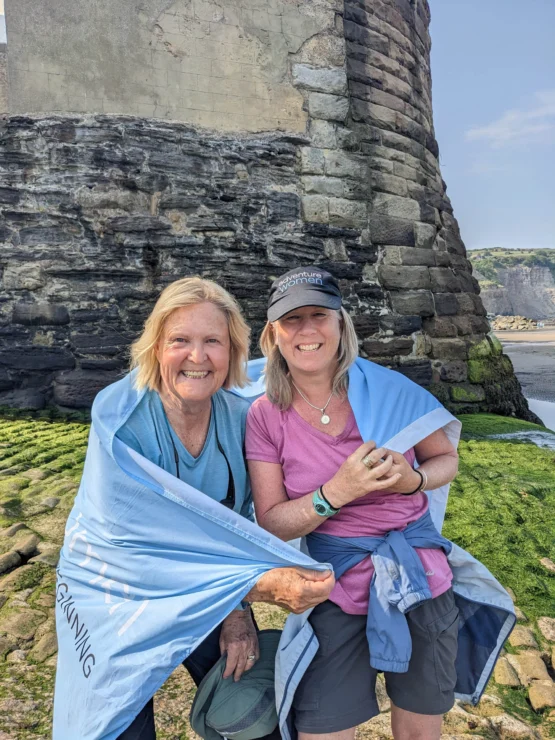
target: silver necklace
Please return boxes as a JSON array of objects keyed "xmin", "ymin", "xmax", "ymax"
[{"xmin": 292, "ymin": 382, "xmax": 334, "ymax": 425}]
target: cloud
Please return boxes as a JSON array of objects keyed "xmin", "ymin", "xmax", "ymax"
[
  {"xmin": 468, "ymin": 160, "xmax": 508, "ymax": 176},
  {"xmin": 465, "ymin": 90, "xmax": 555, "ymax": 148}
]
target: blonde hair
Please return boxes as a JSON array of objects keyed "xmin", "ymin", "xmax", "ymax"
[
  {"xmin": 259, "ymin": 306, "xmax": 359, "ymax": 409},
  {"xmin": 130, "ymin": 277, "xmax": 250, "ymax": 391}
]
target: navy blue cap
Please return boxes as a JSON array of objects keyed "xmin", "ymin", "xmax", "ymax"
[{"xmin": 267, "ymin": 266, "xmax": 342, "ymax": 322}]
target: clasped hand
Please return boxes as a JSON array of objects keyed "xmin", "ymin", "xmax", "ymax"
[
  {"xmin": 246, "ymin": 566, "xmax": 335, "ymax": 614},
  {"xmin": 223, "ymin": 565, "xmax": 335, "ymax": 680},
  {"xmin": 323, "ymin": 441, "xmax": 421, "ymax": 507}
]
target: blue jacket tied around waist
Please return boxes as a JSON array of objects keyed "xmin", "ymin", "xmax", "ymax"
[
  {"xmin": 307, "ymin": 510, "xmax": 453, "ymax": 673},
  {"xmin": 53, "ymin": 357, "xmax": 515, "ymax": 740}
]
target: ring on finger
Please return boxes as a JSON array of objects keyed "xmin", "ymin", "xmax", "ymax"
[
  {"xmin": 362, "ymin": 454, "xmax": 386, "ymax": 469},
  {"xmin": 362, "ymin": 454, "xmax": 376, "ymax": 469},
  {"xmin": 247, "ymin": 654, "xmax": 256, "ymax": 662}
]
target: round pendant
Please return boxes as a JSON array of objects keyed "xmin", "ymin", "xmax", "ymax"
[{"xmin": 321, "ymin": 414, "xmax": 330, "ymax": 425}]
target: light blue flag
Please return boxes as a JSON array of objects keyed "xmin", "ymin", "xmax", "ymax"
[
  {"xmin": 54, "ymin": 356, "xmax": 461, "ymax": 739},
  {"xmin": 346, "ymin": 357, "xmax": 461, "ymax": 529},
  {"xmin": 53, "ymin": 371, "xmax": 330, "ymax": 740},
  {"xmin": 238, "ymin": 357, "xmax": 462, "ymax": 530}
]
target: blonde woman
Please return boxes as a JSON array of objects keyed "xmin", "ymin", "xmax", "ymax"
[
  {"xmin": 105, "ymin": 277, "xmax": 333, "ymax": 740},
  {"xmin": 246, "ymin": 266, "xmax": 463, "ymax": 740}
]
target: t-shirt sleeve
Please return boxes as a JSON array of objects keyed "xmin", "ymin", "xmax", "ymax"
[
  {"xmin": 113, "ymin": 392, "xmax": 163, "ymax": 470},
  {"xmin": 116, "ymin": 424, "xmax": 146, "ymax": 457},
  {"xmin": 245, "ymin": 402, "xmax": 280, "ymax": 464}
]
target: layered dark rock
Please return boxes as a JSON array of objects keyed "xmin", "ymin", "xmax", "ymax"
[{"xmin": 0, "ymin": 0, "xmax": 537, "ymax": 423}]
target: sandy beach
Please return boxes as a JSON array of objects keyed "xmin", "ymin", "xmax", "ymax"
[
  {"xmin": 494, "ymin": 329, "xmax": 555, "ymax": 343},
  {"xmin": 494, "ymin": 329, "xmax": 555, "ymax": 428},
  {"xmin": 496, "ymin": 333, "xmax": 555, "ymax": 402}
]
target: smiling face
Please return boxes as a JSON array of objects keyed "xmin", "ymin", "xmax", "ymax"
[
  {"xmin": 156, "ymin": 302, "xmax": 231, "ymax": 406},
  {"xmin": 272, "ymin": 306, "xmax": 342, "ymax": 379}
]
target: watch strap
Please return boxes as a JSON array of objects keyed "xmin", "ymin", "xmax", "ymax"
[{"xmin": 312, "ymin": 487, "xmax": 340, "ymax": 517}]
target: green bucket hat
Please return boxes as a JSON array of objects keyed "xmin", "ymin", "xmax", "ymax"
[{"xmin": 190, "ymin": 630, "xmax": 281, "ymax": 740}]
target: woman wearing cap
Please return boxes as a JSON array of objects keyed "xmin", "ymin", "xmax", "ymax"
[
  {"xmin": 97, "ymin": 277, "xmax": 333, "ymax": 740},
  {"xmin": 245, "ymin": 266, "xmax": 461, "ymax": 740}
]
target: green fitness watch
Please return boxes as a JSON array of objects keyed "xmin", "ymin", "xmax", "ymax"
[{"xmin": 312, "ymin": 486, "xmax": 340, "ymax": 517}]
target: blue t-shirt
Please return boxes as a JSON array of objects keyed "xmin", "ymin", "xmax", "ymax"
[{"xmin": 116, "ymin": 388, "xmax": 253, "ymax": 521}]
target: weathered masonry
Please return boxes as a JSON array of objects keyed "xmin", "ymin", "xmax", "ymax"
[{"xmin": 1, "ymin": 0, "xmax": 536, "ymax": 421}]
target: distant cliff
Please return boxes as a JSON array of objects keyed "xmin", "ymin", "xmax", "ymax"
[{"xmin": 469, "ymin": 249, "xmax": 555, "ymax": 319}]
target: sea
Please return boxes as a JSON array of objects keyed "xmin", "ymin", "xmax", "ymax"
[{"xmin": 496, "ymin": 330, "xmax": 555, "ymax": 431}]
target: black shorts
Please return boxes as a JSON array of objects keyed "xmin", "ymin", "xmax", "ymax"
[{"xmin": 293, "ymin": 588, "xmax": 459, "ymax": 734}]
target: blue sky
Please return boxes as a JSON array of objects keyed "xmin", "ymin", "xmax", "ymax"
[{"xmin": 430, "ymin": 0, "xmax": 555, "ymax": 250}]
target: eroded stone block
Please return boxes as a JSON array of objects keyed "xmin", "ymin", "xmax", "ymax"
[
  {"xmin": 538, "ymin": 617, "xmax": 555, "ymax": 642},
  {"xmin": 494, "ymin": 657, "xmax": 520, "ymax": 687},
  {"xmin": 0, "ymin": 609, "xmax": 47, "ymax": 641},
  {"xmin": 373, "ymin": 193, "xmax": 421, "ymax": 220},
  {"xmin": 508, "ymin": 626, "xmax": 538, "ymax": 650},
  {"xmin": 390, "ymin": 290, "xmax": 434, "ymax": 317},
  {"xmin": 0, "ymin": 552, "xmax": 22, "ymax": 575},
  {"xmin": 293, "ymin": 65, "xmax": 347, "ymax": 95},
  {"xmin": 12, "ymin": 303, "xmax": 70, "ymax": 326},
  {"xmin": 308, "ymin": 92, "xmax": 349, "ymax": 122},
  {"xmin": 507, "ymin": 653, "xmax": 550, "ymax": 685},
  {"xmin": 378, "ymin": 265, "xmax": 430, "ymax": 290}
]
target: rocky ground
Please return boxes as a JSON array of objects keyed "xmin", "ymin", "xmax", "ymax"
[
  {"xmin": 492, "ymin": 317, "xmax": 539, "ymax": 332},
  {"xmin": 0, "ymin": 412, "xmax": 553, "ymax": 739}
]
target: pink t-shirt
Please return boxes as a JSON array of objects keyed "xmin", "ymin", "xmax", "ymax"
[{"xmin": 246, "ymin": 396, "xmax": 452, "ymax": 615}]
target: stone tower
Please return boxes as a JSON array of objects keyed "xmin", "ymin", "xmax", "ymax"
[{"xmin": 0, "ymin": 0, "xmax": 536, "ymax": 420}]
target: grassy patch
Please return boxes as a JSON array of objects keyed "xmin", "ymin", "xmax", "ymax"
[
  {"xmin": 468, "ymin": 247, "xmax": 555, "ymax": 283},
  {"xmin": 8, "ymin": 562, "xmax": 52, "ymax": 591},
  {"xmin": 459, "ymin": 413, "xmax": 552, "ymax": 438},
  {"xmin": 0, "ymin": 411, "xmax": 554, "ymax": 736},
  {"xmin": 0, "ymin": 662, "xmax": 57, "ymax": 738},
  {"xmin": 443, "ymin": 419, "xmax": 555, "ymax": 619},
  {"xmin": 496, "ymin": 685, "xmax": 550, "ymax": 732},
  {"xmin": 0, "ymin": 418, "xmax": 88, "ymax": 526},
  {"xmin": 0, "ymin": 412, "xmax": 553, "ymax": 621},
  {"xmin": 0, "ymin": 406, "xmax": 91, "ymax": 424}
]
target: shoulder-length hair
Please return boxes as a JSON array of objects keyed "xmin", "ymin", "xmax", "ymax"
[
  {"xmin": 130, "ymin": 277, "xmax": 250, "ymax": 392},
  {"xmin": 259, "ymin": 307, "xmax": 359, "ymax": 409}
]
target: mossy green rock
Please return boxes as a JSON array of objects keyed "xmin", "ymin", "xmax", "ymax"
[
  {"xmin": 468, "ymin": 337, "xmax": 492, "ymax": 360},
  {"xmin": 0, "ymin": 608, "xmax": 47, "ymax": 640},
  {"xmin": 488, "ymin": 332, "xmax": 504, "ymax": 355},
  {"xmin": 459, "ymin": 413, "xmax": 550, "ymax": 437},
  {"xmin": 427, "ymin": 383, "xmax": 450, "ymax": 405},
  {"xmin": 28, "ymin": 631, "xmax": 57, "ymax": 663},
  {"xmin": 450, "ymin": 383, "xmax": 486, "ymax": 403},
  {"xmin": 0, "ymin": 526, "xmax": 33, "ymax": 557},
  {"xmin": 468, "ymin": 359, "xmax": 496, "ymax": 383},
  {"xmin": 468, "ymin": 355, "xmax": 514, "ymax": 384}
]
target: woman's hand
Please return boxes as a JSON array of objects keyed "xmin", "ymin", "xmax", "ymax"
[
  {"xmin": 219, "ymin": 608, "xmax": 259, "ymax": 682},
  {"xmin": 323, "ymin": 441, "xmax": 403, "ymax": 508},
  {"xmin": 385, "ymin": 451, "xmax": 423, "ymax": 494},
  {"xmin": 246, "ymin": 567, "xmax": 334, "ymax": 614}
]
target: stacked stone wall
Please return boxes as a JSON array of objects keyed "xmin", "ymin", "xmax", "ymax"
[
  {"xmin": 0, "ymin": 43, "xmax": 7, "ymax": 114},
  {"xmin": 0, "ymin": 0, "xmax": 537, "ymax": 422}
]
